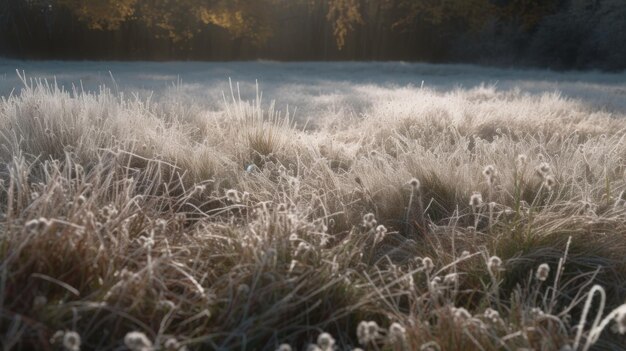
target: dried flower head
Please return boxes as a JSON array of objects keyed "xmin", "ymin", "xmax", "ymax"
[
  {"xmin": 483, "ymin": 308, "xmax": 500, "ymax": 323},
  {"xmin": 388, "ymin": 322, "xmax": 407, "ymax": 344},
  {"xmin": 452, "ymin": 307, "xmax": 472, "ymax": 324},
  {"xmin": 356, "ymin": 321, "xmax": 380, "ymax": 345},
  {"xmin": 517, "ymin": 154, "xmax": 528, "ymax": 167},
  {"xmin": 63, "ymin": 331, "xmax": 81, "ymax": 351},
  {"xmin": 543, "ymin": 175, "xmax": 556, "ymax": 191},
  {"xmin": 226, "ymin": 189, "xmax": 240, "ymax": 203},
  {"xmin": 537, "ymin": 162, "xmax": 551, "ymax": 176},
  {"xmin": 316, "ymin": 332, "xmax": 335, "ymax": 351},
  {"xmin": 482, "ymin": 165, "xmax": 496, "ymax": 182},
  {"xmin": 444, "ymin": 273, "xmax": 459, "ymax": 285},
  {"xmin": 488, "ymin": 256, "xmax": 502, "ymax": 273},
  {"xmin": 363, "ymin": 213, "xmax": 377, "ymax": 228},
  {"xmin": 124, "ymin": 331, "xmax": 153, "ymax": 351},
  {"xmin": 164, "ymin": 338, "xmax": 186, "ymax": 351},
  {"xmin": 422, "ymin": 257, "xmax": 434, "ymax": 274},
  {"xmin": 374, "ymin": 225, "xmax": 387, "ymax": 244},
  {"xmin": 536, "ymin": 263, "xmax": 550, "ymax": 282},
  {"xmin": 469, "ymin": 192, "xmax": 483, "ymax": 208},
  {"xmin": 25, "ymin": 217, "xmax": 51, "ymax": 233},
  {"xmin": 409, "ymin": 178, "xmax": 420, "ymax": 191}
]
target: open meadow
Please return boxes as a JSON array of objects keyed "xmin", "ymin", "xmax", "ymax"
[{"xmin": 1, "ymin": 60, "xmax": 626, "ymax": 350}]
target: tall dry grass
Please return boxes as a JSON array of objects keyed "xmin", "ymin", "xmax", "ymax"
[{"xmin": 1, "ymin": 76, "xmax": 626, "ymax": 350}]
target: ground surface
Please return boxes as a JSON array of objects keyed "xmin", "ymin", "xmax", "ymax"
[{"xmin": 1, "ymin": 60, "xmax": 626, "ymax": 351}]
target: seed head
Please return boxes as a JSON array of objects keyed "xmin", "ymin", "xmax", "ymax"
[
  {"xmin": 388, "ymin": 322, "xmax": 406, "ymax": 344},
  {"xmin": 356, "ymin": 321, "xmax": 380, "ymax": 345},
  {"xmin": 452, "ymin": 307, "xmax": 472, "ymax": 323},
  {"xmin": 536, "ymin": 263, "xmax": 550, "ymax": 282},
  {"xmin": 543, "ymin": 175, "xmax": 556, "ymax": 191},
  {"xmin": 469, "ymin": 192, "xmax": 483, "ymax": 208},
  {"xmin": 25, "ymin": 217, "xmax": 51, "ymax": 233},
  {"xmin": 316, "ymin": 332, "xmax": 335, "ymax": 351},
  {"xmin": 124, "ymin": 331, "xmax": 153, "ymax": 351},
  {"xmin": 422, "ymin": 257, "xmax": 434, "ymax": 274},
  {"xmin": 516, "ymin": 154, "xmax": 528, "ymax": 167},
  {"xmin": 409, "ymin": 178, "xmax": 420, "ymax": 191},
  {"xmin": 430, "ymin": 276, "xmax": 442, "ymax": 290},
  {"xmin": 164, "ymin": 338, "xmax": 186, "ymax": 351},
  {"xmin": 482, "ymin": 165, "xmax": 496, "ymax": 179},
  {"xmin": 374, "ymin": 225, "xmax": 387, "ymax": 244},
  {"xmin": 444, "ymin": 273, "xmax": 459, "ymax": 285},
  {"xmin": 193, "ymin": 185, "xmax": 206, "ymax": 194},
  {"xmin": 225, "ymin": 189, "xmax": 240, "ymax": 203},
  {"xmin": 488, "ymin": 256, "xmax": 502, "ymax": 273},
  {"xmin": 483, "ymin": 308, "xmax": 500, "ymax": 323},
  {"xmin": 62, "ymin": 331, "xmax": 81, "ymax": 351},
  {"xmin": 363, "ymin": 213, "xmax": 377, "ymax": 228},
  {"xmin": 537, "ymin": 162, "xmax": 551, "ymax": 176}
]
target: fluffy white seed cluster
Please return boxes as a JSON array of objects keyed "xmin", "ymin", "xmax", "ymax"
[
  {"xmin": 363, "ymin": 213, "xmax": 377, "ymax": 228},
  {"xmin": 124, "ymin": 331, "xmax": 153, "ymax": 351},
  {"xmin": 226, "ymin": 189, "xmax": 240, "ymax": 203},
  {"xmin": 63, "ymin": 331, "xmax": 81, "ymax": 351},
  {"xmin": 374, "ymin": 224, "xmax": 388, "ymax": 244},
  {"xmin": 536, "ymin": 161, "xmax": 556, "ymax": 191},
  {"xmin": 387, "ymin": 322, "xmax": 407, "ymax": 344},
  {"xmin": 422, "ymin": 257, "xmax": 434, "ymax": 274},
  {"xmin": 536, "ymin": 263, "xmax": 550, "ymax": 281},
  {"xmin": 487, "ymin": 256, "xmax": 502, "ymax": 274},
  {"xmin": 469, "ymin": 192, "xmax": 483, "ymax": 208},
  {"xmin": 316, "ymin": 332, "xmax": 335, "ymax": 351},
  {"xmin": 483, "ymin": 308, "xmax": 500, "ymax": 324},
  {"xmin": 443, "ymin": 273, "xmax": 459, "ymax": 285},
  {"xmin": 164, "ymin": 338, "xmax": 187, "ymax": 351},
  {"xmin": 356, "ymin": 320, "xmax": 380, "ymax": 345},
  {"xmin": 482, "ymin": 165, "xmax": 497, "ymax": 185},
  {"xmin": 451, "ymin": 307, "xmax": 472, "ymax": 324}
]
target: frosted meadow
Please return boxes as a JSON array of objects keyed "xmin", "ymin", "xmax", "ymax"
[{"xmin": 1, "ymin": 60, "xmax": 626, "ymax": 350}]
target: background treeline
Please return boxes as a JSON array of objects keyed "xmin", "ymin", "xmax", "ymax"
[{"xmin": 1, "ymin": 0, "xmax": 625, "ymax": 70}]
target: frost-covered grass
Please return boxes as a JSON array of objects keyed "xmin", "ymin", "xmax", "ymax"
[{"xmin": 1, "ymin": 62, "xmax": 626, "ymax": 350}]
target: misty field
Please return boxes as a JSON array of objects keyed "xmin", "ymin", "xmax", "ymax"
[{"xmin": 2, "ymin": 61, "xmax": 626, "ymax": 351}]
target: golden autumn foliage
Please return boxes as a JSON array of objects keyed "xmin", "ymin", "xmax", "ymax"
[{"xmin": 51, "ymin": 0, "xmax": 565, "ymax": 49}]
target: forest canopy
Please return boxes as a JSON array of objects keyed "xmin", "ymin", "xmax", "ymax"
[{"xmin": 1, "ymin": 0, "xmax": 625, "ymax": 70}]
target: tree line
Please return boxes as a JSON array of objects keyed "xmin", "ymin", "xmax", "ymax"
[{"xmin": 1, "ymin": 0, "xmax": 625, "ymax": 70}]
